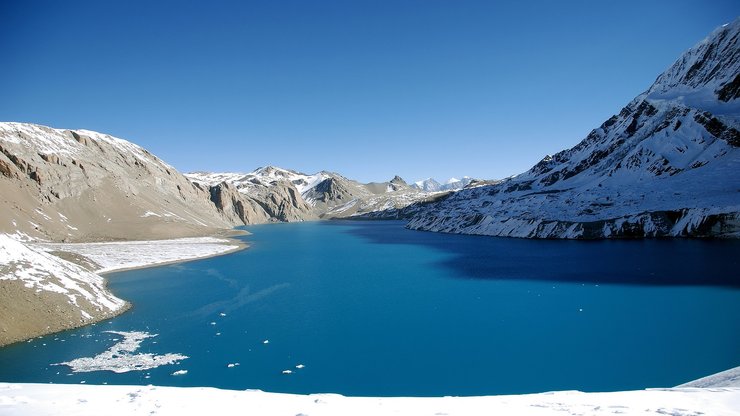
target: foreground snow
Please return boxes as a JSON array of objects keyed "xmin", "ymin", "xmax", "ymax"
[
  {"xmin": 0, "ymin": 383, "xmax": 738, "ymax": 416},
  {"xmin": 35, "ymin": 237, "xmax": 240, "ymax": 273}
]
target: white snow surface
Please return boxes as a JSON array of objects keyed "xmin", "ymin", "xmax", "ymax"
[
  {"xmin": 0, "ymin": 383, "xmax": 738, "ymax": 416},
  {"xmin": 35, "ymin": 237, "xmax": 239, "ymax": 273},
  {"xmin": 57, "ymin": 331, "xmax": 187, "ymax": 373},
  {"xmin": 0, "ymin": 234, "xmax": 125, "ymax": 314}
]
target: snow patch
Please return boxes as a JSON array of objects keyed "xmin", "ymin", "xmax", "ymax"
[
  {"xmin": 56, "ymin": 331, "xmax": 187, "ymax": 373},
  {"xmin": 35, "ymin": 237, "xmax": 239, "ymax": 274}
]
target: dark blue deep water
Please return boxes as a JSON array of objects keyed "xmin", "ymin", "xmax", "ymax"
[{"xmin": 1, "ymin": 221, "xmax": 739, "ymax": 396}]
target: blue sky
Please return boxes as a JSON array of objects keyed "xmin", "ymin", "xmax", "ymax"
[{"xmin": 1, "ymin": 1, "xmax": 738, "ymax": 183}]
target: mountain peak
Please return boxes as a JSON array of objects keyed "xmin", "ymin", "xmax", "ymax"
[
  {"xmin": 645, "ymin": 17, "xmax": 739, "ymax": 107},
  {"xmin": 390, "ymin": 175, "xmax": 407, "ymax": 185}
]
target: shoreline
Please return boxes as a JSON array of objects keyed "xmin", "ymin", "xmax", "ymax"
[
  {"xmin": 0, "ymin": 232, "xmax": 248, "ymax": 347},
  {"xmin": 97, "ymin": 238, "xmax": 247, "ymax": 275}
]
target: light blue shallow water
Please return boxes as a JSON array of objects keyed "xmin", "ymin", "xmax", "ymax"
[{"xmin": 1, "ymin": 221, "xmax": 739, "ymax": 396}]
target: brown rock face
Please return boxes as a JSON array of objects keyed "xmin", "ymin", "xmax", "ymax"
[{"xmin": 0, "ymin": 122, "xmax": 240, "ymax": 242}]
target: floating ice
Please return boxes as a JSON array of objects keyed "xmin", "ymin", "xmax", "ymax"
[
  {"xmin": 57, "ymin": 331, "xmax": 188, "ymax": 373},
  {"xmin": 227, "ymin": 363, "xmax": 240, "ymax": 368},
  {"xmin": 263, "ymin": 340, "xmax": 269, "ymax": 344},
  {"xmin": 282, "ymin": 370, "xmax": 293, "ymax": 375},
  {"xmin": 219, "ymin": 313, "xmax": 226, "ymax": 317},
  {"xmin": 295, "ymin": 364, "xmax": 305, "ymax": 369},
  {"xmin": 171, "ymin": 370, "xmax": 188, "ymax": 376}
]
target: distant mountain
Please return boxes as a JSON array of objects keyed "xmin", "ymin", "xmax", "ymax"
[
  {"xmin": 186, "ymin": 167, "xmax": 439, "ymax": 220},
  {"xmin": 407, "ymin": 19, "xmax": 740, "ymax": 239},
  {"xmin": 412, "ymin": 176, "xmax": 474, "ymax": 192},
  {"xmin": 412, "ymin": 178, "xmax": 443, "ymax": 192},
  {"xmin": 441, "ymin": 177, "xmax": 474, "ymax": 191}
]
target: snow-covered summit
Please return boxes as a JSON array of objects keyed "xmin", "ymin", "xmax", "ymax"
[
  {"xmin": 412, "ymin": 177, "xmax": 442, "ymax": 192},
  {"xmin": 645, "ymin": 18, "xmax": 739, "ymax": 110},
  {"xmin": 412, "ymin": 176, "xmax": 474, "ymax": 192},
  {"xmin": 186, "ymin": 166, "xmax": 329, "ymax": 195}
]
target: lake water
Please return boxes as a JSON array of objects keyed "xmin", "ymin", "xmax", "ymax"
[{"xmin": 1, "ymin": 221, "xmax": 739, "ymax": 396}]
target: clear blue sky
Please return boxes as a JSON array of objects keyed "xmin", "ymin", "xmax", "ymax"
[{"xmin": 1, "ymin": 1, "xmax": 738, "ymax": 183}]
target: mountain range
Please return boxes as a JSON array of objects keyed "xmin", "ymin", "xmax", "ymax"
[
  {"xmin": 185, "ymin": 167, "xmax": 446, "ymax": 222},
  {"xmin": 0, "ymin": 124, "xmax": 444, "ymax": 243},
  {"xmin": 2, "ymin": 18, "xmax": 738, "ymax": 242}
]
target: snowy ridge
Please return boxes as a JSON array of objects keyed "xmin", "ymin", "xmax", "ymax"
[
  {"xmin": 187, "ymin": 166, "xmax": 329, "ymax": 195},
  {"xmin": 0, "ymin": 123, "xmax": 79, "ymax": 156},
  {"xmin": 75, "ymin": 129, "xmax": 175, "ymax": 170},
  {"xmin": 407, "ymin": 19, "xmax": 740, "ymax": 239},
  {"xmin": 0, "ymin": 123, "xmax": 172, "ymax": 169},
  {"xmin": 0, "ymin": 234, "xmax": 125, "ymax": 316}
]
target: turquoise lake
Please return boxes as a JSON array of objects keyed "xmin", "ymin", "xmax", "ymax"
[{"xmin": 1, "ymin": 221, "xmax": 739, "ymax": 396}]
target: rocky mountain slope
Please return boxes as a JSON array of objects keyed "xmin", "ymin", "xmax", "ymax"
[
  {"xmin": 407, "ymin": 19, "xmax": 740, "ymax": 239},
  {"xmin": 0, "ymin": 122, "xmax": 241, "ymax": 242},
  {"xmin": 186, "ymin": 167, "xmax": 439, "ymax": 220}
]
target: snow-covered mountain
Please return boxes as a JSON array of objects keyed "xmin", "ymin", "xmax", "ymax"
[
  {"xmin": 441, "ymin": 176, "xmax": 474, "ymax": 191},
  {"xmin": 407, "ymin": 19, "xmax": 740, "ymax": 239},
  {"xmin": 186, "ymin": 168, "xmax": 439, "ymax": 220},
  {"xmin": 412, "ymin": 178, "xmax": 443, "ymax": 192},
  {"xmin": 411, "ymin": 176, "xmax": 474, "ymax": 192}
]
